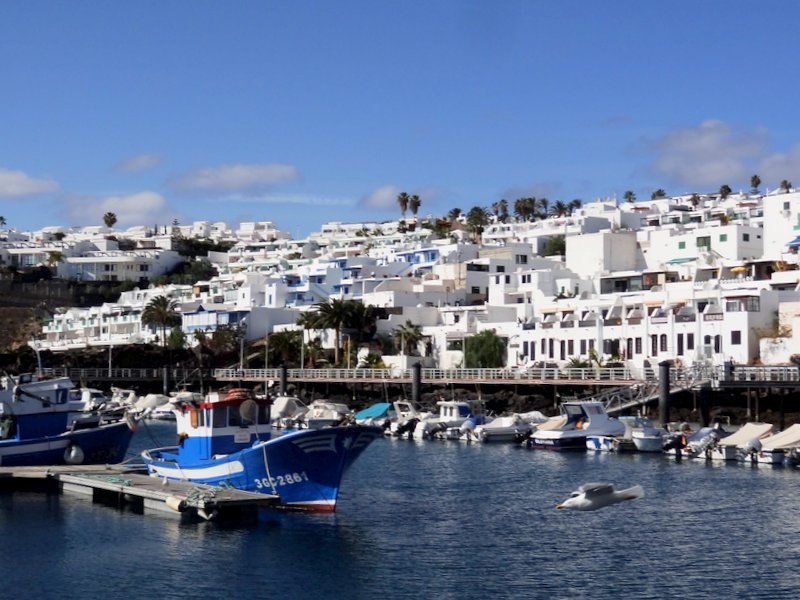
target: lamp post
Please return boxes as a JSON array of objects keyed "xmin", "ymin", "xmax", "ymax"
[
  {"xmin": 238, "ymin": 316, "xmax": 248, "ymax": 371},
  {"xmin": 343, "ymin": 333, "xmax": 351, "ymax": 370}
]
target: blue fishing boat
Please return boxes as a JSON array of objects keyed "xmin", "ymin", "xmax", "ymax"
[
  {"xmin": 140, "ymin": 388, "xmax": 383, "ymax": 512},
  {"xmin": 0, "ymin": 373, "xmax": 136, "ymax": 466}
]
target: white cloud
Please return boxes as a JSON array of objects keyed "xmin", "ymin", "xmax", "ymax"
[
  {"xmin": 358, "ymin": 185, "xmax": 402, "ymax": 210},
  {"xmin": 0, "ymin": 168, "xmax": 59, "ymax": 197},
  {"xmin": 113, "ymin": 154, "xmax": 162, "ymax": 173},
  {"xmin": 231, "ymin": 193, "xmax": 352, "ymax": 207},
  {"xmin": 646, "ymin": 120, "xmax": 768, "ymax": 188},
  {"xmin": 169, "ymin": 163, "xmax": 300, "ymax": 194},
  {"xmin": 64, "ymin": 191, "xmax": 172, "ymax": 227},
  {"xmin": 757, "ymin": 144, "xmax": 800, "ymax": 188}
]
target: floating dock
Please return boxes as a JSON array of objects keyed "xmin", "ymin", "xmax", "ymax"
[{"xmin": 0, "ymin": 464, "xmax": 280, "ymax": 522}]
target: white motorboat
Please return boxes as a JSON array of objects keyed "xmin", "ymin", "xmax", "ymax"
[
  {"xmin": 411, "ymin": 398, "xmax": 483, "ymax": 440},
  {"xmin": 528, "ymin": 400, "xmax": 626, "ymax": 451},
  {"xmin": 707, "ymin": 422, "xmax": 774, "ymax": 461},
  {"xmin": 472, "ymin": 411, "xmax": 548, "ymax": 443},
  {"xmin": 739, "ymin": 423, "xmax": 800, "ymax": 465},
  {"xmin": 625, "ymin": 416, "xmax": 666, "ymax": 452}
]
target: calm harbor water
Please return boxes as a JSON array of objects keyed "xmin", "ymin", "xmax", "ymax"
[{"xmin": 2, "ymin": 421, "xmax": 800, "ymax": 600}]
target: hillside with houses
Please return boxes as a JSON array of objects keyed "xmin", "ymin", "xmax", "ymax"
[{"xmin": 4, "ymin": 187, "xmax": 800, "ymax": 378}]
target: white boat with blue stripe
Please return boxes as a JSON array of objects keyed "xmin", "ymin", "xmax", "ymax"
[{"xmin": 140, "ymin": 388, "xmax": 383, "ymax": 512}]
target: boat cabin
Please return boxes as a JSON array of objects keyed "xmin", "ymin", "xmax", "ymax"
[{"xmin": 172, "ymin": 389, "xmax": 272, "ymax": 460}]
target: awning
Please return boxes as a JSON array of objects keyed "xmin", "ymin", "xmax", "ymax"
[
  {"xmin": 787, "ymin": 236, "xmax": 800, "ymax": 247},
  {"xmin": 665, "ymin": 257, "xmax": 697, "ymax": 264}
]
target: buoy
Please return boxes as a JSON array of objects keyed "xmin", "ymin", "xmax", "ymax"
[
  {"xmin": 64, "ymin": 443, "xmax": 85, "ymax": 465},
  {"xmin": 125, "ymin": 411, "xmax": 138, "ymax": 432},
  {"xmin": 165, "ymin": 495, "xmax": 188, "ymax": 512}
]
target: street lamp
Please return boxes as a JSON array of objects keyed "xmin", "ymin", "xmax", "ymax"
[{"xmin": 343, "ymin": 333, "xmax": 351, "ymax": 370}]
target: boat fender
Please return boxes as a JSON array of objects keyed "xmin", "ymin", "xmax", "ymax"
[
  {"xmin": 64, "ymin": 443, "xmax": 85, "ymax": 465},
  {"xmin": 165, "ymin": 496, "xmax": 188, "ymax": 513}
]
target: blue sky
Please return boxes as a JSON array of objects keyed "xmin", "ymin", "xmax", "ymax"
[{"xmin": 1, "ymin": 1, "xmax": 798, "ymax": 238}]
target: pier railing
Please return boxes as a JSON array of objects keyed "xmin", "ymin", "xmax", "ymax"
[{"xmin": 36, "ymin": 364, "xmax": 800, "ymax": 388}]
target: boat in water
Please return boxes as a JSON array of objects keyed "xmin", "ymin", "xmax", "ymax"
[
  {"xmin": 0, "ymin": 373, "xmax": 137, "ymax": 466},
  {"xmin": 527, "ymin": 399, "xmax": 626, "ymax": 451},
  {"xmin": 140, "ymin": 388, "xmax": 383, "ymax": 512}
]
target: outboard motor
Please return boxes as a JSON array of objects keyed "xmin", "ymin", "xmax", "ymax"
[
  {"xmin": 693, "ymin": 428, "xmax": 722, "ymax": 458},
  {"xmin": 663, "ymin": 432, "xmax": 688, "ymax": 461},
  {"xmin": 394, "ymin": 418, "xmax": 419, "ymax": 438},
  {"xmin": 738, "ymin": 437, "xmax": 762, "ymax": 462}
]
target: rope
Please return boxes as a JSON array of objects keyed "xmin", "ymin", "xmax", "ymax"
[
  {"xmin": 76, "ymin": 474, "xmax": 133, "ymax": 486},
  {"xmin": 261, "ymin": 443, "xmax": 279, "ymax": 496}
]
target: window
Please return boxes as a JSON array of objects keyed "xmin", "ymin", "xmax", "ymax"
[
  {"xmin": 497, "ymin": 265, "xmax": 505, "ymax": 272},
  {"xmin": 678, "ymin": 241, "xmax": 686, "ymax": 249},
  {"xmin": 696, "ymin": 236, "xmax": 710, "ymax": 248},
  {"xmin": 731, "ymin": 330, "xmax": 741, "ymax": 345},
  {"xmin": 687, "ymin": 333, "xmax": 694, "ymax": 350},
  {"xmin": 651, "ymin": 334, "xmax": 658, "ymax": 355},
  {"xmin": 515, "ymin": 255, "xmax": 528, "ymax": 265},
  {"xmin": 580, "ymin": 340, "xmax": 587, "ymax": 354},
  {"xmin": 567, "ymin": 340, "xmax": 574, "ymax": 355},
  {"xmin": 660, "ymin": 334, "xmax": 668, "ymax": 352},
  {"xmin": 719, "ymin": 234, "xmax": 727, "ymax": 242},
  {"xmin": 743, "ymin": 233, "xmax": 750, "ymax": 242},
  {"xmin": 635, "ymin": 337, "xmax": 642, "ymax": 354},
  {"xmin": 471, "ymin": 287, "xmax": 480, "ymax": 294}
]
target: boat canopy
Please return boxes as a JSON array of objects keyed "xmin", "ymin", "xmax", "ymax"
[{"xmin": 354, "ymin": 402, "xmax": 392, "ymax": 420}]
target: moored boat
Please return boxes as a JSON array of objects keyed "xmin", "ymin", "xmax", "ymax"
[
  {"xmin": 527, "ymin": 399, "xmax": 626, "ymax": 451},
  {"xmin": 0, "ymin": 373, "xmax": 137, "ymax": 466},
  {"xmin": 140, "ymin": 387, "xmax": 383, "ymax": 512}
]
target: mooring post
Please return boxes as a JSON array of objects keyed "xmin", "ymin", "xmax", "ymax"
[
  {"xmin": 280, "ymin": 364, "xmax": 287, "ymax": 396},
  {"xmin": 163, "ymin": 368, "xmax": 170, "ymax": 395},
  {"xmin": 699, "ymin": 384, "xmax": 710, "ymax": 427},
  {"xmin": 659, "ymin": 360, "xmax": 672, "ymax": 427},
  {"xmin": 412, "ymin": 362, "xmax": 422, "ymax": 406}
]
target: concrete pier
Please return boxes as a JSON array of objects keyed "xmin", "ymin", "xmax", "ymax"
[{"xmin": 0, "ymin": 464, "xmax": 279, "ymax": 522}]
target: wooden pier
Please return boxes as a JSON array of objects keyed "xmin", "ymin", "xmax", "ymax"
[{"xmin": 0, "ymin": 464, "xmax": 280, "ymax": 522}]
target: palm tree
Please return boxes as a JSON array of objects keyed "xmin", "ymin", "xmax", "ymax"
[
  {"xmin": 447, "ymin": 207, "xmax": 462, "ymax": 222},
  {"xmin": 310, "ymin": 298, "xmax": 352, "ymax": 365},
  {"xmin": 465, "ymin": 206, "xmax": 489, "ymax": 241},
  {"xmin": 550, "ymin": 200, "xmax": 569, "ymax": 217},
  {"xmin": 497, "ymin": 199, "xmax": 509, "ymax": 223},
  {"xmin": 103, "ymin": 212, "xmax": 117, "ymax": 228},
  {"xmin": 623, "ymin": 190, "xmax": 636, "ymax": 203},
  {"xmin": 141, "ymin": 295, "xmax": 181, "ymax": 347},
  {"xmin": 750, "ymin": 174, "xmax": 761, "ymax": 194},
  {"xmin": 392, "ymin": 320, "xmax": 423, "ymax": 355},
  {"xmin": 719, "ymin": 184, "xmax": 732, "ymax": 200},
  {"xmin": 536, "ymin": 198, "xmax": 550, "ymax": 219},
  {"xmin": 569, "ymin": 198, "xmax": 582, "ymax": 212},
  {"xmin": 396, "ymin": 192, "xmax": 410, "ymax": 218},
  {"xmin": 408, "ymin": 194, "xmax": 421, "ymax": 217},
  {"xmin": 651, "ymin": 189, "xmax": 666, "ymax": 199},
  {"xmin": 689, "ymin": 193, "xmax": 701, "ymax": 208},
  {"xmin": 268, "ymin": 330, "xmax": 300, "ymax": 366},
  {"xmin": 0, "ymin": 216, "xmax": 7, "ymax": 228},
  {"xmin": 513, "ymin": 197, "xmax": 535, "ymax": 222},
  {"xmin": 780, "ymin": 179, "xmax": 793, "ymax": 193}
]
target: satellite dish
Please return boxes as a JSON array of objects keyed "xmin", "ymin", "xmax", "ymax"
[{"xmin": 239, "ymin": 399, "xmax": 258, "ymax": 424}]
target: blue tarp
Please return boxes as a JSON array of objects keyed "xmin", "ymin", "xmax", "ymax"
[
  {"xmin": 354, "ymin": 402, "xmax": 392, "ymax": 420},
  {"xmin": 787, "ymin": 236, "xmax": 800, "ymax": 247}
]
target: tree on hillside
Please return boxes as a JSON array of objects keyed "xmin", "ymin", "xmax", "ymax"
[
  {"xmin": 141, "ymin": 295, "xmax": 181, "ymax": 347},
  {"xmin": 396, "ymin": 192, "xmax": 409, "ymax": 218},
  {"xmin": 623, "ymin": 190, "xmax": 636, "ymax": 203},
  {"xmin": 536, "ymin": 198, "xmax": 550, "ymax": 219},
  {"xmin": 690, "ymin": 193, "xmax": 701, "ymax": 208},
  {"xmin": 750, "ymin": 174, "xmax": 762, "ymax": 194},
  {"xmin": 447, "ymin": 207, "xmax": 462, "ymax": 222},
  {"xmin": 544, "ymin": 235, "xmax": 566, "ymax": 256},
  {"xmin": 651, "ymin": 189, "xmax": 666, "ymax": 199},
  {"xmin": 103, "ymin": 212, "xmax": 117, "ymax": 228},
  {"xmin": 408, "ymin": 194, "xmax": 421, "ymax": 217},
  {"xmin": 463, "ymin": 329, "xmax": 505, "ymax": 368},
  {"xmin": 550, "ymin": 200, "xmax": 570, "ymax": 217},
  {"xmin": 309, "ymin": 298, "xmax": 353, "ymax": 365},
  {"xmin": 513, "ymin": 197, "xmax": 535, "ymax": 221},
  {"xmin": 569, "ymin": 198, "xmax": 582, "ymax": 212},
  {"xmin": 465, "ymin": 206, "xmax": 490, "ymax": 241},
  {"xmin": 497, "ymin": 198, "xmax": 509, "ymax": 223},
  {"xmin": 780, "ymin": 179, "xmax": 793, "ymax": 193},
  {"xmin": 392, "ymin": 320, "xmax": 424, "ymax": 355},
  {"xmin": 0, "ymin": 216, "xmax": 7, "ymax": 228},
  {"xmin": 719, "ymin": 184, "xmax": 732, "ymax": 200}
]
